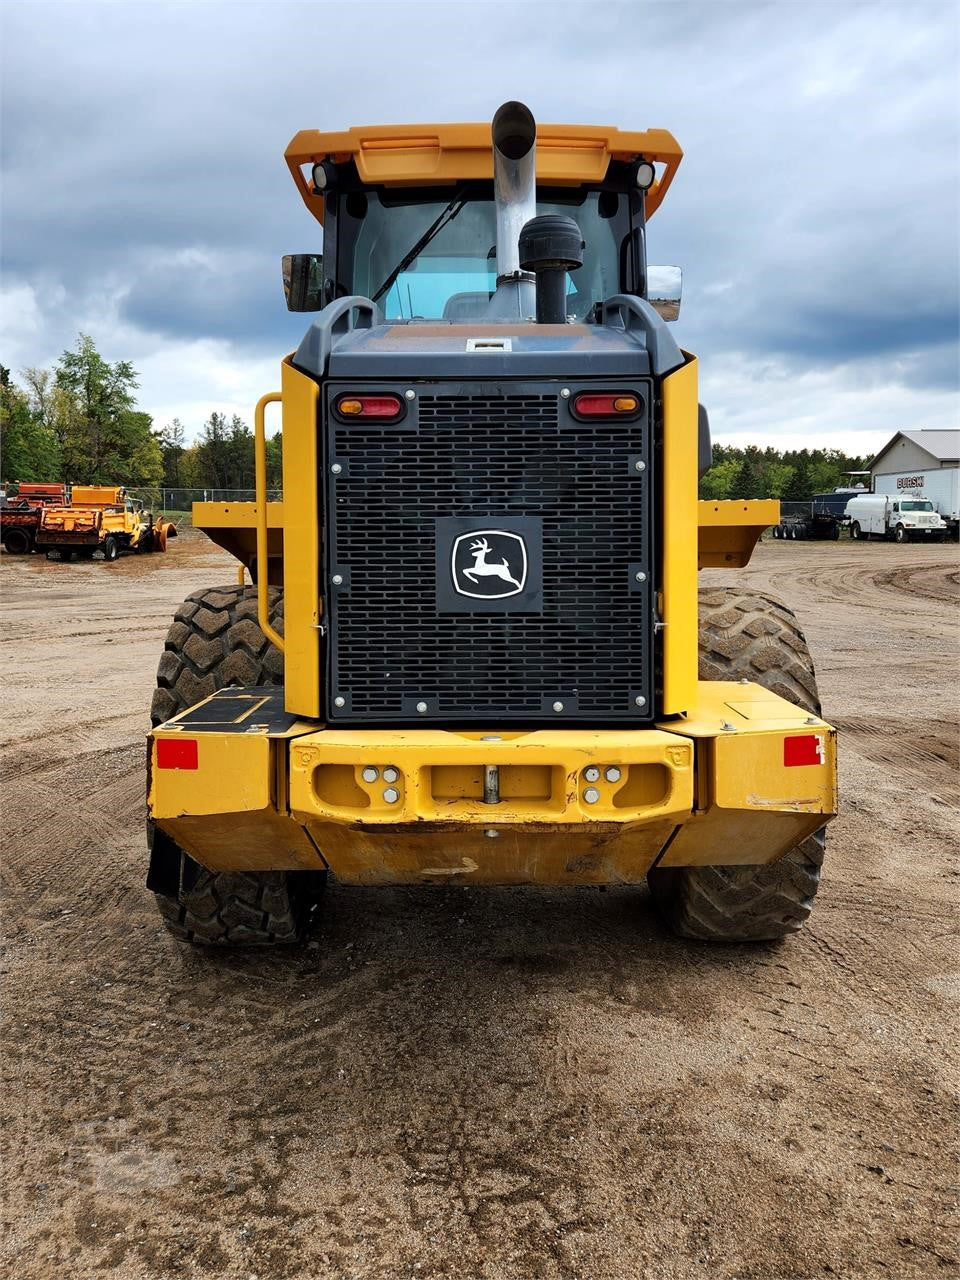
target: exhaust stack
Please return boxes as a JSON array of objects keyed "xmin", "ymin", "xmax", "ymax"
[{"xmin": 486, "ymin": 101, "xmax": 538, "ymax": 319}]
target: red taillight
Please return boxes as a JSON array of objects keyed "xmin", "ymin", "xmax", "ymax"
[
  {"xmin": 335, "ymin": 394, "xmax": 403, "ymax": 420},
  {"xmin": 783, "ymin": 734, "xmax": 824, "ymax": 767},
  {"xmin": 156, "ymin": 737, "xmax": 199, "ymax": 770},
  {"xmin": 572, "ymin": 392, "xmax": 641, "ymax": 418}
]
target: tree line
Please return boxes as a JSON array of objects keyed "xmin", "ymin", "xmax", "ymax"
[
  {"xmin": 1, "ymin": 335, "xmax": 281, "ymax": 494},
  {"xmin": 699, "ymin": 443, "xmax": 870, "ymax": 501},
  {"xmin": 4, "ymin": 334, "xmax": 868, "ymax": 502}
]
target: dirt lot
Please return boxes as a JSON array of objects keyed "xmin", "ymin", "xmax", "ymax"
[{"xmin": 1, "ymin": 534, "xmax": 958, "ymax": 1280}]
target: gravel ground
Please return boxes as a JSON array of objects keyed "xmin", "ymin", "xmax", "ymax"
[{"xmin": 1, "ymin": 534, "xmax": 958, "ymax": 1280}]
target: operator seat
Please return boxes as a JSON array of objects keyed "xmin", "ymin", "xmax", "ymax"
[{"xmin": 442, "ymin": 292, "xmax": 492, "ymax": 322}]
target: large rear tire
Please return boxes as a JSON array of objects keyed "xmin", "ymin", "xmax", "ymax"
[
  {"xmin": 151, "ymin": 583, "xmax": 284, "ymax": 726},
  {"xmin": 150, "ymin": 828, "xmax": 323, "ymax": 947},
  {"xmin": 647, "ymin": 588, "xmax": 827, "ymax": 942},
  {"xmin": 149, "ymin": 585, "xmax": 324, "ymax": 946}
]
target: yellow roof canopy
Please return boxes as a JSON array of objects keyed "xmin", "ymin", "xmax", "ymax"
[{"xmin": 285, "ymin": 121, "xmax": 682, "ymax": 227}]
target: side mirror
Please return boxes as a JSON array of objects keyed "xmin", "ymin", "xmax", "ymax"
[
  {"xmin": 282, "ymin": 254, "xmax": 324, "ymax": 312},
  {"xmin": 647, "ymin": 264, "xmax": 682, "ymax": 321}
]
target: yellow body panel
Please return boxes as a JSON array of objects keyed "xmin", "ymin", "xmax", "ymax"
[
  {"xmin": 288, "ymin": 729, "xmax": 694, "ymax": 827},
  {"xmin": 280, "ymin": 359, "xmax": 322, "ymax": 718},
  {"xmin": 157, "ymin": 810, "xmax": 325, "ymax": 874},
  {"xmin": 660, "ymin": 356, "xmax": 700, "ymax": 714},
  {"xmin": 149, "ymin": 682, "xmax": 836, "ymax": 885},
  {"xmin": 151, "ymin": 732, "xmax": 274, "ymax": 819},
  {"xmin": 698, "ymin": 500, "xmax": 780, "ymax": 568},
  {"xmin": 193, "ymin": 500, "xmax": 284, "ymax": 582},
  {"xmin": 67, "ymin": 485, "xmax": 125, "ymax": 507},
  {"xmin": 303, "ymin": 821, "xmax": 677, "ymax": 886},
  {"xmin": 285, "ymin": 121, "xmax": 682, "ymax": 226},
  {"xmin": 150, "ymin": 709, "xmax": 326, "ymax": 873},
  {"xmin": 658, "ymin": 681, "xmax": 836, "ymax": 865}
]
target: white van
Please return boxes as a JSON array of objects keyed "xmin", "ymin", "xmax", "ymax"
[{"xmin": 845, "ymin": 493, "xmax": 946, "ymax": 542}]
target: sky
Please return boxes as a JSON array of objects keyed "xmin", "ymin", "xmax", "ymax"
[{"xmin": 1, "ymin": 0, "xmax": 958, "ymax": 456}]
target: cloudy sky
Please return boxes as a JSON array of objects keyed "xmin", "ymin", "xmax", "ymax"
[{"xmin": 2, "ymin": 0, "xmax": 957, "ymax": 455}]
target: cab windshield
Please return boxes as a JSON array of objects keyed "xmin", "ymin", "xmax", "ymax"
[
  {"xmin": 899, "ymin": 500, "xmax": 933, "ymax": 511},
  {"xmin": 344, "ymin": 187, "xmax": 635, "ymax": 322}
]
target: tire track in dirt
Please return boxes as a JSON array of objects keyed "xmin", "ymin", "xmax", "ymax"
[{"xmin": 832, "ymin": 713, "xmax": 960, "ymax": 800}]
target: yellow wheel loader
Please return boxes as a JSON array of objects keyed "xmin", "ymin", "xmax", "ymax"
[{"xmin": 146, "ymin": 103, "xmax": 836, "ymax": 946}]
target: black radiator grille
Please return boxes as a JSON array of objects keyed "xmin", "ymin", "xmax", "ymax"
[{"xmin": 325, "ymin": 384, "xmax": 653, "ymax": 722}]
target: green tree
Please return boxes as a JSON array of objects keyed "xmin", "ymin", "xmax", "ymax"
[
  {"xmin": 54, "ymin": 334, "xmax": 140, "ymax": 481},
  {"xmin": 194, "ymin": 412, "xmax": 230, "ymax": 489},
  {"xmin": 0, "ymin": 366, "xmax": 62, "ymax": 482},
  {"xmin": 765, "ymin": 462, "xmax": 796, "ymax": 498},
  {"xmin": 226, "ymin": 415, "xmax": 254, "ymax": 489},
  {"xmin": 116, "ymin": 411, "xmax": 163, "ymax": 486},
  {"xmin": 265, "ymin": 430, "xmax": 282, "ymax": 489},
  {"xmin": 156, "ymin": 418, "xmax": 187, "ymax": 487},
  {"xmin": 699, "ymin": 458, "xmax": 740, "ymax": 500}
]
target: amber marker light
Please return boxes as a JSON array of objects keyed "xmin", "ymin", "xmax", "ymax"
[
  {"xmin": 572, "ymin": 393, "xmax": 641, "ymax": 418},
  {"xmin": 334, "ymin": 394, "xmax": 403, "ymax": 420}
]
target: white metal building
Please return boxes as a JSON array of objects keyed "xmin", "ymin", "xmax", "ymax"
[{"xmin": 869, "ymin": 429, "xmax": 959, "ymax": 476}]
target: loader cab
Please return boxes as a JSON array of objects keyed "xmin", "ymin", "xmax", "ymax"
[{"xmin": 312, "ymin": 167, "xmax": 647, "ymax": 323}]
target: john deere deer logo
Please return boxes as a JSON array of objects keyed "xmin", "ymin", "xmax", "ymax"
[{"xmin": 452, "ymin": 530, "xmax": 527, "ymax": 600}]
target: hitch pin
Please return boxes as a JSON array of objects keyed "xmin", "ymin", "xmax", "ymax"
[{"xmin": 483, "ymin": 764, "xmax": 501, "ymax": 805}]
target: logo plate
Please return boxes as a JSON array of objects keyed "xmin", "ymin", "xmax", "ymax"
[{"xmin": 436, "ymin": 516, "xmax": 542, "ymax": 612}]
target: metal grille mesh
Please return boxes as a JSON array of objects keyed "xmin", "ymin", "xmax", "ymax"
[{"xmin": 326, "ymin": 388, "xmax": 651, "ymax": 721}]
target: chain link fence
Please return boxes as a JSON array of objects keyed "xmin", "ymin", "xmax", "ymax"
[{"xmin": 126, "ymin": 487, "xmax": 282, "ymax": 515}]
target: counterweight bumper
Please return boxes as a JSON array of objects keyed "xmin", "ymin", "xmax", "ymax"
[{"xmin": 148, "ymin": 685, "xmax": 837, "ymax": 885}]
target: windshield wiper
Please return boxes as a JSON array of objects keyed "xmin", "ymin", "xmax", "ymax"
[{"xmin": 370, "ymin": 187, "xmax": 468, "ymax": 306}]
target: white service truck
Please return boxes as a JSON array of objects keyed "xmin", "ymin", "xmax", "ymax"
[
  {"xmin": 872, "ymin": 468, "xmax": 959, "ymax": 539},
  {"xmin": 845, "ymin": 493, "xmax": 947, "ymax": 543}
]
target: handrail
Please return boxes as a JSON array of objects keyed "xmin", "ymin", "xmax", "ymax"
[{"xmin": 254, "ymin": 391, "xmax": 284, "ymax": 652}]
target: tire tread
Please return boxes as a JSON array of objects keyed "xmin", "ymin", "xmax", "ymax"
[{"xmin": 648, "ymin": 587, "xmax": 828, "ymax": 942}]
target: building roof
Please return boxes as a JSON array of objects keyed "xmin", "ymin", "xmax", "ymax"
[
  {"xmin": 284, "ymin": 122, "xmax": 682, "ymax": 228},
  {"xmin": 869, "ymin": 429, "xmax": 960, "ymax": 471}
]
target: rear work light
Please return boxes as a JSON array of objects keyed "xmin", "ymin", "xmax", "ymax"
[
  {"xmin": 335, "ymin": 394, "xmax": 403, "ymax": 420},
  {"xmin": 156, "ymin": 738, "xmax": 199, "ymax": 770},
  {"xmin": 572, "ymin": 392, "xmax": 641, "ymax": 419},
  {"xmin": 783, "ymin": 734, "xmax": 825, "ymax": 767}
]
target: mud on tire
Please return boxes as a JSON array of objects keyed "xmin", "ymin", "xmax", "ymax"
[
  {"xmin": 647, "ymin": 587, "xmax": 827, "ymax": 942},
  {"xmin": 151, "ymin": 583, "xmax": 284, "ymax": 726}
]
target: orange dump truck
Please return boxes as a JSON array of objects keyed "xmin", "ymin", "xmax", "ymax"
[
  {"xmin": 1, "ymin": 483, "xmax": 68, "ymax": 554},
  {"xmin": 36, "ymin": 486, "xmax": 177, "ymax": 561}
]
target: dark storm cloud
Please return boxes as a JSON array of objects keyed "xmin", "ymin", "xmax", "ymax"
[
  {"xmin": 117, "ymin": 250, "xmax": 296, "ymax": 345},
  {"xmin": 1, "ymin": 0, "xmax": 957, "ymax": 435}
]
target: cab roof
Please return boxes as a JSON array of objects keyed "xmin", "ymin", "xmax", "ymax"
[{"xmin": 285, "ymin": 121, "xmax": 682, "ymax": 227}]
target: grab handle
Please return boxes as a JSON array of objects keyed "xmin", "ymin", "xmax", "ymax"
[{"xmin": 255, "ymin": 391, "xmax": 284, "ymax": 652}]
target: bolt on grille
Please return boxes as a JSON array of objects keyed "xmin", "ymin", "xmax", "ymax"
[{"xmin": 325, "ymin": 384, "xmax": 653, "ymax": 722}]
